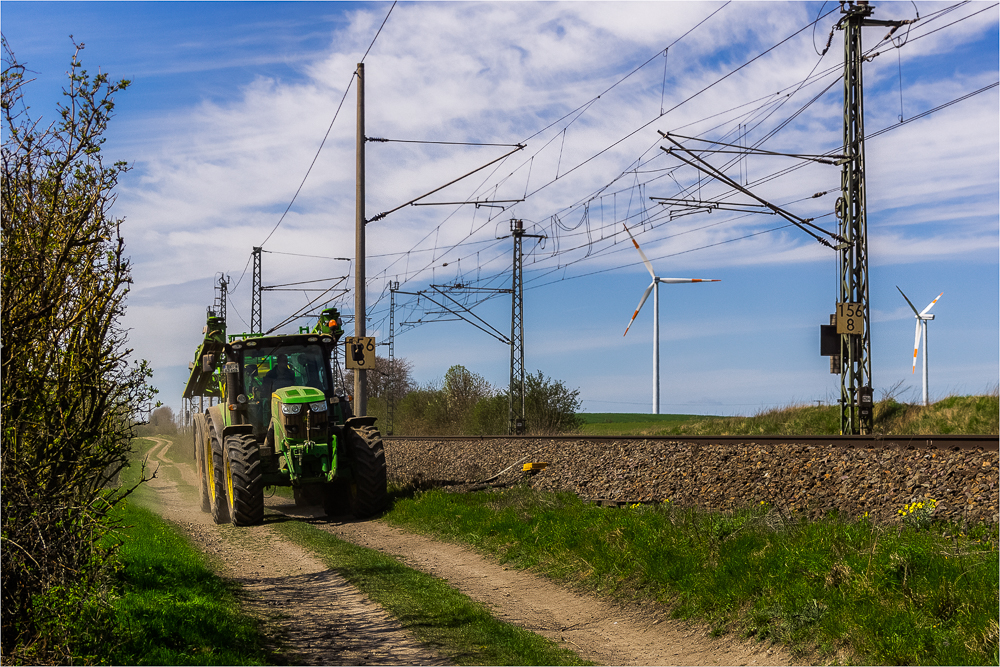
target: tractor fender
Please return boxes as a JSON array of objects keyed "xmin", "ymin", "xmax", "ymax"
[
  {"xmin": 205, "ymin": 405, "xmax": 254, "ymax": 441},
  {"xmin": 206, "ymin": 405, "xmax": 226, "ymax": 436},
  {"xmin": 345, "ymin": 415, "xmax": 378, "ymax": 430},
  {"xmin": 222, "ymin": 423, "xmax": 254, "ymax": 440}
]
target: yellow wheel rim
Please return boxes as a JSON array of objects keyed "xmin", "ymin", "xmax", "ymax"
[
  {"xmin": 225, "ymin": 453, "xmax": 235, "ymax": 506},
  {"xmin": 206, "ymin": 438, "xmax": 216, "ymax": 502}
]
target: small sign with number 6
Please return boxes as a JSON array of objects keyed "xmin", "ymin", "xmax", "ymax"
[
  {"xmin": 344, "ymin": 336, "xmax": 376, "ymax": 369},
  {"xmin": 836, "ymin": 302, "xmax": 864, "ymax": 335}
]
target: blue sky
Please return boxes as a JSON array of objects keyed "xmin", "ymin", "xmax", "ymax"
[{"xmin": 4, "ymin": 1, "xmax": 998, "ymax": 417}]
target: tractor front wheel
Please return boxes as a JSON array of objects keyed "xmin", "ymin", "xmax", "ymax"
[
  {"xmin": 331, "ymin": 424, "xmax": 388, "ymax": 519},
  {"xmin": 224, "ymin": 433, "xmax": 264, "ymax": 526},
  {"xmin": 207, "ymin": 422, "xmax": 230, "ymax": 524}
]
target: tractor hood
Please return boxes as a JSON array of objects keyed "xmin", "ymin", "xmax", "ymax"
[{"xmin": 273, "ymin": 386, "xmax": 325, "ymax": 404}]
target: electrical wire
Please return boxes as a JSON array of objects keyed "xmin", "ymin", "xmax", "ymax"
[
  {"xmin": 338, "ymin": 2, "xmax": 994, "ymax": 339},
  {"xmin": 369, "ymin": 3, "xmax": 842, "ymax": 302}
]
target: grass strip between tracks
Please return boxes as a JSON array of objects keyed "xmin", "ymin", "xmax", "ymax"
[
  {"xmin": 271, "ymin": 517, "xmax": 590, "ymax": 666},
  {"xmin": 382, "ymin": 485, "xmax": 999, "ymax": 665},
  {"xmin": 104, "ymin": 500, "xmax": 274, "ymax": 665}
]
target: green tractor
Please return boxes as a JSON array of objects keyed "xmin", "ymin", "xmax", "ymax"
[{"xmin": 182, "ymin": 307, "xmax": 387, "ymax": 525}]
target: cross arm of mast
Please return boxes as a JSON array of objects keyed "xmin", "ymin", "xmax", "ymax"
[
  {"xmin": 392, "ymin": 289, "xmax": 510, "ymax": 344},
  {"xmin": 366, "ymin": 144, "xmax": 525, "ymax": 224},
  {"xmin": 431, "ymin": 286, "xmax": 511, "ymax": 343},
  {"xmin": 664, "ymin": 132, "xmax": 847, "ymax": 164},
  {"xmin": 659, "ymin": 136, "xmax": 846, "ymax": 247},
  {"xmin": 411, "ymin": 199, "xmax": 524, "ymax": 208},
  {"xmin": 651, "ymin": 197, "xmax": 777, "ymax": 214}
]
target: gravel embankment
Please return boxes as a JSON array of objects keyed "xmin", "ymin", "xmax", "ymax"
[{"xmin": 385, "ymin": 437, "xmax": 999, "ymax": 525}]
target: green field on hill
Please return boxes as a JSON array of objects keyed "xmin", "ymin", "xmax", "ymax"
[
  {"xmin": 576, "ymin": 392, "xmax": 999, "ymax": 437},
  {"xmin": 577, "ymin": 412, "xmax": 718, "ymax": 435}
]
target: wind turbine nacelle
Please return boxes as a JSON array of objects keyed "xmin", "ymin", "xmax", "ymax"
[{"xmin": 922, "ymin": 314, "xmax": 935, "ymax": 321}]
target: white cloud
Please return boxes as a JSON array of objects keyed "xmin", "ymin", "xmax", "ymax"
[{"xmin": 96, "ymin": 1, "xmax": 997, "ymax": 410}]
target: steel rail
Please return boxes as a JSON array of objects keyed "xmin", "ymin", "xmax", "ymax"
[{"xmin": 385, "ymin": 433, "xmax": 998, "ymax": 451}]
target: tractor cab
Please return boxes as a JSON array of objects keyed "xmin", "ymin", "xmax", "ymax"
[{"xmin": 229, "ymin": 338, "xmax": 341, "ymax": 438}]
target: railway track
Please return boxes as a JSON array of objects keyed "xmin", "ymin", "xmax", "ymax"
[{"xmin": 386, "ymin": 433, "xmax": 998, "ymax": 451}]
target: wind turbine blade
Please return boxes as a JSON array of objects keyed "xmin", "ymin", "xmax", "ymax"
[
  {"xmin": 623, "ymin": 281, "xmax": 655, "ymax": 337},
  {"xmin": 658, "ymin": 278, "xmax": 721, "ymax": 284},
  {"xmin": 623, "ymin": 224, "xmax": 656, "ymax": 280},
  {"xmin": 919, "ymin": 292, "xmax": 943, "ymax": 316},
  {"xmin": 896, "ymin": 285, "xmax": 920, "ymax": 317},
  {"xmin": 911, "ymin": 320, "xmax": 921, "ymax": 373}
]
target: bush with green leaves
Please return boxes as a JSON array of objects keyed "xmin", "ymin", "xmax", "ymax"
[
  {"xmin": 1, "ymin": 39, "xmax": 154, "ymax": 662},
  {"xmin": 394, "ymin": 366, "xmax": 582, "ymax": 436}
]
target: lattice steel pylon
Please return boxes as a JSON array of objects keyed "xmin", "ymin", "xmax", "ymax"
[
  {"xmin": 835, "ymin": 1, "xmax": 907, "ymax": 434},
  {"xmin": 387, "ymin": 281, "xmax": 399, "ymax": 436},
  {"xmin": 508, "ymin": 220, "xmax": 544, "ymax": 435},
  {"xmin": 509, "ymin": 220, "xmax": 526, "ymax": 435},
  {"xmin": 251, "ymin": 247, "xmax": 262, "ymax": 334}
]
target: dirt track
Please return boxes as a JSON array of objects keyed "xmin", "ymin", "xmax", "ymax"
[{"xmin": 140, "ymin": 436, "xmax": 793, "ymax": 665}]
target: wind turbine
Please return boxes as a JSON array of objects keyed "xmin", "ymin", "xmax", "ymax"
[
  {"xmin": 622, "ymin": 224, "xmax": 719, "ymax": 414},
  {"xmin": 896, "ymin": 286, "xmax": 942, "ymax": 407}
]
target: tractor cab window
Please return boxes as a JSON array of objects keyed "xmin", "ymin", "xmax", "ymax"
[{"xmin": 239, "ymin": 344, "xmax": 330, "ymax": 433}]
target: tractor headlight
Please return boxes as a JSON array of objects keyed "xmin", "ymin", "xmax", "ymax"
[
  {"xmin": 281, "ymin": 403, "xmax": 302, "ymax": 415},
  {"xmin": 309, "ymin": 401, "xmax": 327, "ymax": 413}
]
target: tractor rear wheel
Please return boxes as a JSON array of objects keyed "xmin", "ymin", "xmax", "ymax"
[
  {"xmin": 207, "ymin": 421, "xmax": 230, "ymax": 524},
  {"xmin": 332, "ymin": 424, "xmax": 388, "ymax": 519},
  {"xmin": 224, "ymin": 433, "xmax": 264, "ymax": 526},
  {"xmin": 193, "ymin": 413, "xmax": 210, "ymax": 512}
]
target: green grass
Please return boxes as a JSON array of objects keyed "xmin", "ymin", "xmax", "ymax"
[
  {"xmin": 271, "ymin": 517, "xmax": 590, "ymax": 666},
  {"xmin": 116, "ymin": 437, "xmax": 584, "ymax": 665},
  {"xmin": 382, "ymin": 485, "xmax": 999, "ymax": 665},
  {"xmin": 573, "ymin": 391, "xmax": 999, "ymax": 437},
  {"xmin": 99, "ymin": 436, "xmax": 274, "ymax": 664},
  {"xmin": 103, "ymin": 501, "xmax": 275, "ymax": 665},
  {"xmin": 577, "ymin": 412, "xmax": 718, "ymax": 436}
]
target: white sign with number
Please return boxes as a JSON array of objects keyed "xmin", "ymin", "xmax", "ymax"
[{"xmin": 344, "ymin": 336, "xmax": 376, "ymax": 369}]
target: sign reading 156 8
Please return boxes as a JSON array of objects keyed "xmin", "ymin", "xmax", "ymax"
[{"xmin": 836, "ymin": 302, "xmax": 864, "ymax": 335}]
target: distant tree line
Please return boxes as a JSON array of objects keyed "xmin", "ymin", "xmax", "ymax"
[{"xmin": 348, "ymin": 357, "xmax": 583, "ymax": 436}]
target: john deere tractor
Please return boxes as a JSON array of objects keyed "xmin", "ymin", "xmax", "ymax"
[{"xmin": 182, "ymin": 307, "xmax": 387, "ymax": 525}]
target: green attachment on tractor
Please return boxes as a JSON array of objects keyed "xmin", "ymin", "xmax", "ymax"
[{"xmin": 182, "ymin": 311, "xmax": 227, "ymax": 400}]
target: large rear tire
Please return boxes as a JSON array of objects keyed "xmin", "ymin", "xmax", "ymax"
[
  {"xmin": 335, "ymin": 424, "xmax": 388, "ymax": 519},
  {"xmin": 207, "ymin": 421, "xmax": 230, "ymax": 524},
  {"xmin": 193, "ymin": 413, "xmax": 210, "ymax": 512},
  {"xmin": 224, "ymin": 433, "xmax": 264, "ymax": 526}
]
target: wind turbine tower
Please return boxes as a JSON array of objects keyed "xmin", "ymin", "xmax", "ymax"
[
  {"xmin": 622, "ymin": 224, "xmax": 719, "ymax": 414},
  {"xmin": 897, "ymin": 286, "xmax": 942, "ymax": 407}
]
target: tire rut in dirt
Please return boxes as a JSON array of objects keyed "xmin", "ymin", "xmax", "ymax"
[
  {"xmin": 337, "ymin": 425, "xmax": 388, "ymax": 519},
  {"xmin": 225, "ymin": 432, "xmax": 264, "ymax": 526}
]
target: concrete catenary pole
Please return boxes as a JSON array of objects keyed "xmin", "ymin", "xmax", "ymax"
[{"xmin": 354, "ymin": 63, "xmax": 367, "ymax": 417}]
